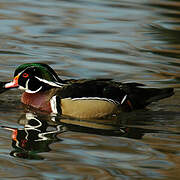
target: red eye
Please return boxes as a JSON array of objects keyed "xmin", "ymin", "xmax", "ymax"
[{"xmin": 22, "ymin": 73, "xmax": 29, "ymax": 78}]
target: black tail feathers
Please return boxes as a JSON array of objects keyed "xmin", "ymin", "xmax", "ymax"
[
  {"xmin": 145, "ymin": 87, "xmax": 174, "ymax": 104},
  {"xmin": 123, "ymin": 83, "xmax": 174, "ymax": 109}
]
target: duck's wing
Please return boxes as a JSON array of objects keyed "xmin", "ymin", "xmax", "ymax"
[
  {"xmin": 50, "ymin": 80, "xmax": 174, "ymax": 118},
  {"xmin": 58, "ymin": 79, "xmax": 174, "ymax": 109},
  {"xmin": 59, "ymin": 79, "xmax": 126, "ymax": 102},
  {"xmin": 50, "ymin": 79, "xmax": 126, "ymax": 118}
]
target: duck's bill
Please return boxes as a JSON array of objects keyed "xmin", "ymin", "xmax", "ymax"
[
  {"xmin": 4, "ymin": 81, "xmax": 19, "ymax": 89},
  {"xmin": 0, "ymin": 81, "xmax": 17, "ymax": 94},
  {"xmin": 4, "ymin": 75, "xmax": 19, "ymax": 89},
  {"xmin": 0, "ymin": 75, "xmax": 19, "ymax": 93}
]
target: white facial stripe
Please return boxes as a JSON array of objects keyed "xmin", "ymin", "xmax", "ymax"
[
  {"xmin": 16, "ymin": 67, "xmax": 28, "ymax": 77},
  {"xmin": 25, "ymin": 79, "xmax": 30, "ymax": 89},
  {"xmin": 18, "ymin": 78, "xmax": 42, "ymax": 93},
  {"xmin": 35, "ymin": 76, "xmax": 64, "ymax": 87},
  {"xmin": 51, "ymin": 73, "xmax": 60, "ymax": 82},
  {"xmin": 19, "ymin": 86, "xmax": 26, "ymax": 90},
  {"xmin": 26, "ymin": 86, "xmax": 42, "ymax": 93},
  {"xmin": 68, "ymin": 97, "xmax": 119, "ymax": 104}
]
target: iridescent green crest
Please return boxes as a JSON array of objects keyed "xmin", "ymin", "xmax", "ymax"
[{"xmin": 14, "ymin": 63, "xmax": 61, "ymax": 82}]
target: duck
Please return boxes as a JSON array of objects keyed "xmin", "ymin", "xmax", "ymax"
[{"xmin": 1, "ymin": 63, "xmax": 174, "ymax": 119}]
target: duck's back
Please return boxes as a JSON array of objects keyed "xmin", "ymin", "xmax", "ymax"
[{"xmin": 54, "ymin": 79, "xmax": 174, "ymax": 118}]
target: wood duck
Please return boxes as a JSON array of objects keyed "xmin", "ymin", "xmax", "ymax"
[{"xmin": 2, "ymin": 63, "xmax": 174, "ymax": 119}]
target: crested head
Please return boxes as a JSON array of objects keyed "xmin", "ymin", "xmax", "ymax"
[
  {"xmin": 5, "ymin": 63, "xmax": 65, "ymax": 93},
  {"xmin": 14, "ymin": 63, "xmax": 61, "ymax": 82}
]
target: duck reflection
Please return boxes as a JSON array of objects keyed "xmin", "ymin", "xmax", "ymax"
[
  {"xmin": 58, "ymin": 117, "xmax": 145, "ymax": 138},
  {"xmin": 2, "ymin": 113, "xmax": 65, "ymax": 160},
  {"xmin": 2, "ymin": 112, "xmax": 145, "ymax": 160}
]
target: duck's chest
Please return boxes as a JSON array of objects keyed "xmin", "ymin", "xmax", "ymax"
[{"xmin": 21, "ymin": 92, "xmax": 52, "ymax": 112}]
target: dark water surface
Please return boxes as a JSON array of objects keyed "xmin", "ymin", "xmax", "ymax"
[{"xmin": 0, "ymin": 0, "xmax": 180, "ymax": 179}]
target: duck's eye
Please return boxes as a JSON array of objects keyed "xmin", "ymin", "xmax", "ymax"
[{"xmin": 22, "ymin": 73, "xmax": 29, "ymax": 78}]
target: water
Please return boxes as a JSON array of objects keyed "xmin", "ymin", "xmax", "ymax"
[{"xmin": 0, "ymin": 0, "xmax": 180, "ymax": 179}]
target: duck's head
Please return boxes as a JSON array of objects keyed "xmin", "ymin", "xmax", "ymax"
[{"xmin": 5, "ymin": 63, "xmax": 64, "ymax": 93}]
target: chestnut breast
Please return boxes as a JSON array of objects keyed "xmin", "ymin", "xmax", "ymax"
[{"xmin": 21, "ymin": 91, "xmax": 52, "ymax": 112}]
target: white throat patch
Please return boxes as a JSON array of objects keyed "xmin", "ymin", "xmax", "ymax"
[
  {"xmin": 26, "ymin": 86, "xmax": 43, "ymax": 93},
  {"xmin": 19, "ymin": 79, "xmax": 43, "ymax": 93}
]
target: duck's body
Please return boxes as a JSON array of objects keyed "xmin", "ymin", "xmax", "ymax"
[
  {"xmin": 2, "ymin": 63, "xmax": 174, "ymax": 119},
  {"xmin": 21, "ymin": 79, "xmax": 126, "ymax": 118}
]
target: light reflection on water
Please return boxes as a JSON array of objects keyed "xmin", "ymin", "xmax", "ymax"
[{"xmin": 0, "ymin": 0, "xmax": 180, "ymax": 179}]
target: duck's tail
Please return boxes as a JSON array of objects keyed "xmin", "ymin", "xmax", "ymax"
[
  {"xmin": 123, "ymin": 83, "xmax": 174, "ymax": 109},
  {"xmin": 144, "ymin": 87, "xmax": 174, "ymax": 104}
]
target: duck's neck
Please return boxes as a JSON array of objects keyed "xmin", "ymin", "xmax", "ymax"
[{"xmin": 21, "ymin": 90, "xmax": 52, "ymax": 112}]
